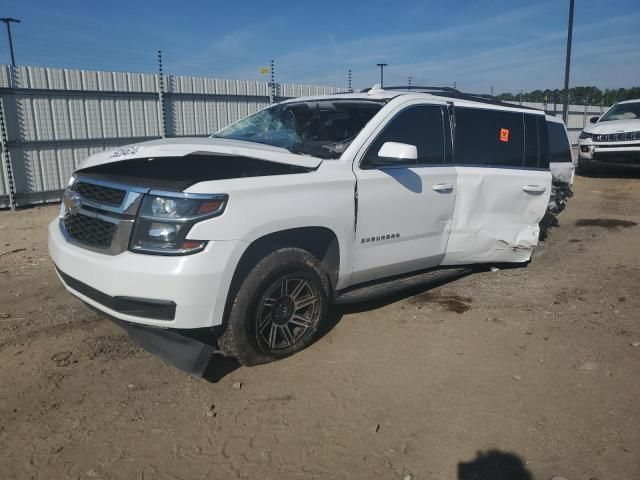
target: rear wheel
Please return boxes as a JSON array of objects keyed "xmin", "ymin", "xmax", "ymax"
[{"xmin": 218, "ymin": 248, "xmax": 330, "ymax": 366}]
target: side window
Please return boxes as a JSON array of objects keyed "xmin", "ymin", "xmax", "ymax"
[
  {"xmin": 361, "ymin": 105, "xmax": 444, "ymax": 168},
  {"xmin": 454, "ymin": 107, "xmax": 524, "ymax": 167},
  {"xmin": 538, "ymin": 116, "xmax": 550, "ymax": 169},
  {"xmin": 547, "ymin": 121, "xmax": 572, "ymax": 163},
  {"xmin": 524, "ymin": 114, "xmax": 539, "ymax": 168}
]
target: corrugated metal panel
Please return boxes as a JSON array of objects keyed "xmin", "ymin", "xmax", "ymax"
[{"xmin": 0, "ymin": 64, "xmax": 608, "ymax": 208}]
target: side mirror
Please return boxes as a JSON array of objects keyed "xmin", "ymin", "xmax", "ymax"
[
  {"xmin": 377, "ymin": 142, "xmax": 418, "ymax": 162},
  {"xmin": 590, "ymin": 116, "xmax": 599, "ymax": 124}
]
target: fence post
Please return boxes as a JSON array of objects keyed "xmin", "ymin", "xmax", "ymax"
[
  {"xmin": 269, "ymin": 59, "xmax": 275, "ymax": 103},
  {"xmin": 0, "ymin": 94, "xmax": 16, "ymax": 211},
  {"xmin": 157, "ymin": 49, "xmax": 167, "ymax": 138}
]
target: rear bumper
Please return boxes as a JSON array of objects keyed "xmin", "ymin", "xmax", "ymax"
[{"xmin": 49, "ymin": 218, "xmax": 245, "ymax": 329}]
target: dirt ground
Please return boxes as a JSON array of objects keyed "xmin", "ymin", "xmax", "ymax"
[{"xmin": 1, "ymin": 172, "xmax": 639, "ymax": 480}]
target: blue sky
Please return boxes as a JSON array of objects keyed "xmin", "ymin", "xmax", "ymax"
[{"xmin": 1, "ymin": 0, "xmax": 638, "ymax": 93}]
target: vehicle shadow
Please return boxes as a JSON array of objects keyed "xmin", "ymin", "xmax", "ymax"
[
  {"xmin": 316, "ymin": 267, "xmax": 479, "ymax": 341},
  {"xmin": 457, "ymin": 449, "xmax": 532, "ymax": 480},
  {"xmin": 577, "ymin": 165, "xmax": 640, "ymax": 179},
  {"xmin": 201, "ymin": 353, "xmax": 241, "ymax": 383},
  {"xmin": 199, "ymin": 269, "xmax": 478, "ymax": 383},
  {"xmin": 381, "ymin": 167, "xmax": 423, "ymax": 193},
  {"xmin": 202, "ymin": 265, "xmax": 519, "ymax": 383}
]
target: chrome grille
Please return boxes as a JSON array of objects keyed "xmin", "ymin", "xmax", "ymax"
[
  {"xmin": 60, "ymin": 176, "xmax": 147, "ymax": 255},
  {"xmin": 594, "ymin": 131, "xmax": 640, "ymax": 142},
  {"xmin": 71, "ymin": 180, "xmax": 126, "ymax": 206},
  {"xmin": 63, "ymin": 212, "xmax": 116, "ymax": 248}
]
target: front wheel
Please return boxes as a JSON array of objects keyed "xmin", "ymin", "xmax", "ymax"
[{"xmin": 218, "ymin": 248, "xmax": 330, "ymax": 366}]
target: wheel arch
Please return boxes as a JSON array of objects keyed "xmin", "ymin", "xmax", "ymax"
[
  {"xmin": 218, "ymin": 226, "xmax": 341, "ymax": 334},
  {"xmin": 235, "ymin": 227, "xmax": 340, "ymax": 291}
]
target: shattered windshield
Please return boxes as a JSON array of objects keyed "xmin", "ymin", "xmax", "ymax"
[
  {"xmin": 211, "ymin": 100, "xmax": 385, "ymax": 159},
  {"xmin": 600, "ymin": 102, "xmax": 640, "ymax": 121}
]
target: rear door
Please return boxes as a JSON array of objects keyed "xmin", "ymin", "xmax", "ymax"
[
  {"xmin": 351, "ymin": 101, "xmax": 457, "ymax": 284},
  {"xmin": 442, "ymin": 106, "xmax": 551, "ymax": 265}
]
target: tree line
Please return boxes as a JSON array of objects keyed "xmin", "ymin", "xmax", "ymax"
[{"xmin": 496, "ymin": 86, "xmax": 640, "ymax": 106}]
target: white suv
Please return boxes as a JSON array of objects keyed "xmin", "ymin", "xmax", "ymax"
[
  {"xmin": 578, "ymin": 99, "xmax": 640, "ymax": 172},
  {"xmin": 48, "ymin": 86, "xmax": 573, "ymax": 369}
]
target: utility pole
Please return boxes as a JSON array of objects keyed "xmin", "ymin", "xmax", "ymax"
[
  {"xmin": 562, "ymin": 0, "xmax": 575, "ymax": 124},
  {"xmin": 376, "ymin": 63, "xmax": 387, "ymax": 88},
  {"xmin": 0, "ymin": 17, "xmax": 20, "ymax": 67}
]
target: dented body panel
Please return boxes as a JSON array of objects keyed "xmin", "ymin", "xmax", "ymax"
[{"xmin": 442, "ymin": 167, "xmax": 551, "ymax": 265}]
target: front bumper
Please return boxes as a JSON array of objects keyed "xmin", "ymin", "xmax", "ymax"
[
  {"xmin": 578, "ymin": 139, "xmax": 640, "ymax": 168},
  {"xmin": 49, "ymin": 219, "xmax": 244, "ymax": 329}
]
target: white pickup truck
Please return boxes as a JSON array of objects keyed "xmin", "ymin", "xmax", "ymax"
[{"xmin": 49, "ymin": 86, "xmax": 574, "ymax": 368}]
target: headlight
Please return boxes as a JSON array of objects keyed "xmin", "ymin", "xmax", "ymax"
[
  {"xmin": 579, "ymin": 131, "xmax": 593, "ymax": 140},
  {"xmin": 130, "ymin": 191, "xmax": 227, "ymax": 255}
]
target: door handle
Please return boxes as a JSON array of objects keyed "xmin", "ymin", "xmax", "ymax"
[
  {"xmin": 432, "ymin": 183, "xmax": 454, "ymax": 193},
  {"xmin": 521, "ymin": 185, "xmax": 546, "ymax": 194}
]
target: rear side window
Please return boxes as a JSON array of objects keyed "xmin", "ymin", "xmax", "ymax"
[
  {"xmin": 524, "ymin": 114, "xmax": 539, "ymax": 168},
  {"xmin": 547, "ymin": 121, "xmax": 572, "ymax": 163},
  {"xmin": 537, "ymin": 116, "xmax": 550, "ymax": 169},
  {"xmin": 454, "ymin": 108, "xmax": 524, "ymax": 167},
  {"xmin": 361, "ymin": 105, "xmax": 445, "ymax": 168}
]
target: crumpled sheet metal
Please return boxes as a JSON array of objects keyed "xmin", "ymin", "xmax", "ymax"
[{"xmin": 442, "ymin": 167, "xmax": 552, "ymax": 265}]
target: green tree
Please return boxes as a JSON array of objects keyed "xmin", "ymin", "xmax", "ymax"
[{"xmin": 497, "ymin": 86, "xmax": 639, "ymax": 105}]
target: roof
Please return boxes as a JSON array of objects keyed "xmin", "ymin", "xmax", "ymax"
[
  {"xmin": 617, "ymin": 98, "xmax": 640, "ymax": 105},
  {"xmin": 282, "ymin": 85, "xmax": 545, "ymax": 115}
]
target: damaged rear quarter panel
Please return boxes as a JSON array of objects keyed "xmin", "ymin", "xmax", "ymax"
[{"xmin": 442, "ymin": 166, "xmax": 552, "ymax": 265}]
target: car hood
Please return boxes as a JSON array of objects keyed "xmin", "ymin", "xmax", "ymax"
[
  {"xmin": 78, "ymin": 137, "xmax": 323, "ymax": 170},
  {"xmin": 584, "ymin": 118, "xmax": 640, "ymax": 134}
]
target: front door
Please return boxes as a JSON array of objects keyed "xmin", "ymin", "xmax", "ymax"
[{"xmin": 352, "ymin": 103, "xmax": 457, "ymax": 284}]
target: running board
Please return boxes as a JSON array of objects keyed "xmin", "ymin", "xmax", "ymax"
[{"xmin": 334, "ymin": 267, "xmax": 473, "ymax": 304}]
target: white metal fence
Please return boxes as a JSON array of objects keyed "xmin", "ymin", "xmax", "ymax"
[
  {"xmin": 0, "ymin": 65, "xmax": 347, "ymax": 208},
  {"xmin": 0, "ymin": 64, "xmax": 608, "ymax": 209}
]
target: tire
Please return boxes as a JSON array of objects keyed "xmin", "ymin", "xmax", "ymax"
[{"xmin": 218, "ymin": 248, "xmax": 330, "ymax": 366}]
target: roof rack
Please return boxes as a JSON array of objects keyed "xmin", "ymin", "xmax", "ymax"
[
  {"xmin": 378, "ymin": 85, "xmax": 462, "ymax": 93},
  {"xmin": 362, "ymin": 85, "xmax": 543, "ymax": 112}
]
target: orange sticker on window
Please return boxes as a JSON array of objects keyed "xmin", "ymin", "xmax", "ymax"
[{"xmin": 500, "ymin": 128, "xmax": 509, "ymax": 142}]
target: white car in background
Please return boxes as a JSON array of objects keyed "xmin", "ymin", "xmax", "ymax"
[{"xmin": 578, "ymin": 99, "xmax": 640, "ymax": 172}]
